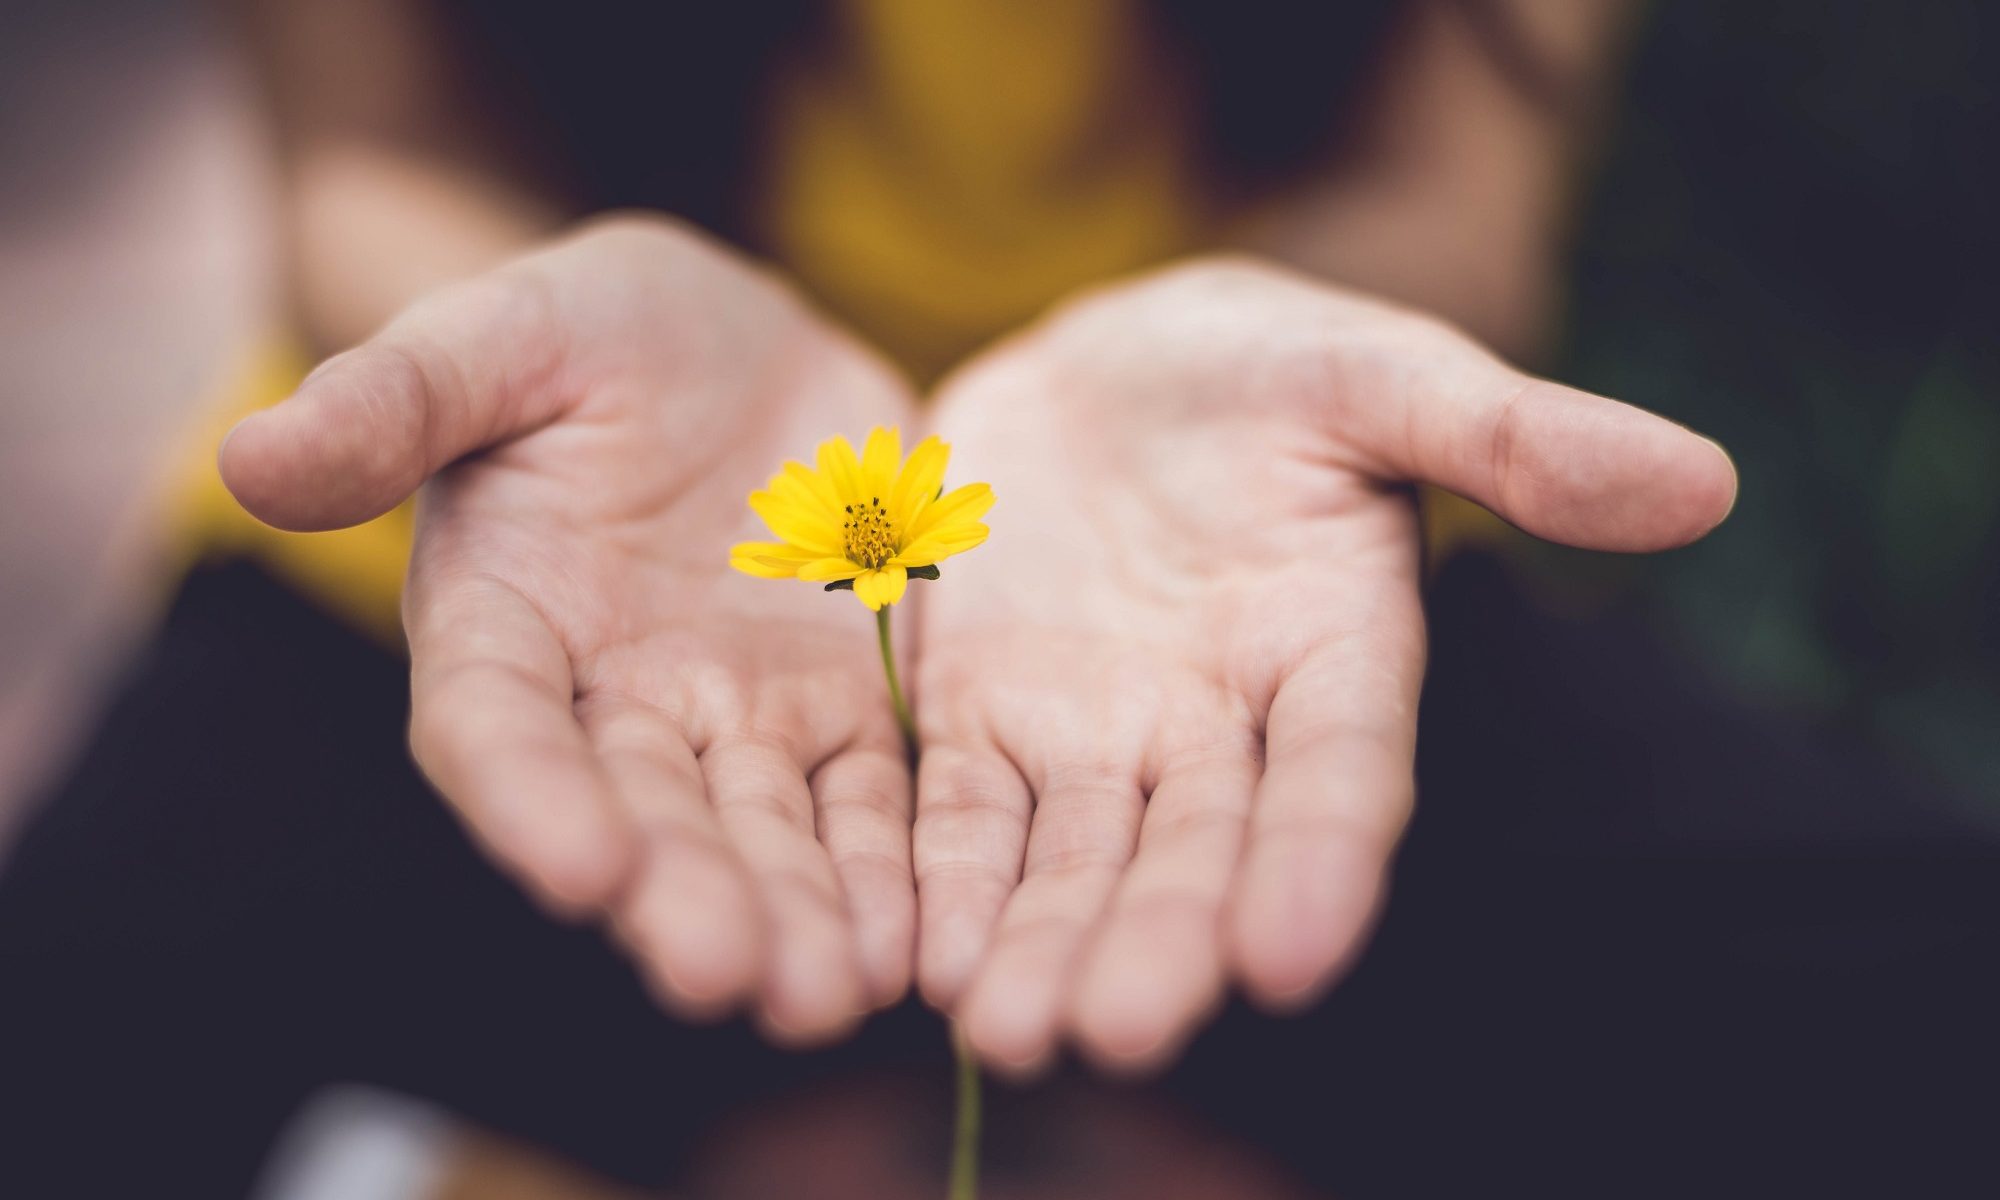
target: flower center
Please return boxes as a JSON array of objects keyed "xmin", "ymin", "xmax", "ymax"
[{"xmin": 843, "ymin": 497, "xmax": 897, "ymax": 569}]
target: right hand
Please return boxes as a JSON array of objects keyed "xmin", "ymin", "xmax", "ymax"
[{"xmin": 221, "ymin": 216, "xmax": 922, "ymax": 1044}]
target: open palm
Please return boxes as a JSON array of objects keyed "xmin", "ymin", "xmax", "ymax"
[
  {"xmin": 222, "ymin": 218, "xmax": 920, "ymax": 1041},
  {"xmin": 911, "ymin": 260, "xmax": 1738, "ymax": 1073}
]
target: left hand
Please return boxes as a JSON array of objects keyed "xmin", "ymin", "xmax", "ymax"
[{"xmin": 908, "ymin": 258, "xmax": 1737, "ymax": 1074}]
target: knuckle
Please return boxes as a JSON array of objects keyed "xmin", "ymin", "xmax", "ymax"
[
  {"xmin": 918, "ymin": 757, "xmax": 1026, "ymax": 820},
  {"xmin": 914, "ymin": 856, "xmax": 1014, "ymax": 892},
  {"xmin": 831, "ymin": 845, "xmax": 914, "ymax": 900},
  {"xmin": 761, "ymin": 862, "xmax": 847, "ymax": 916},
  {"xmin": 1141, "ymin": 804, "xmax": 1246, "ymax": 848},
  {"xmin": 1110, "ymin": 886, "xmax": 1225, "ymax": 935},
  {"xmin": 992, "ymin": 909, "xmax": 1089, "ymax": 952}
]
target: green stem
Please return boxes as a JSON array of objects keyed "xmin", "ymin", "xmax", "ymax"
[
  {"xmin": 876, "ymin": 606, "xmax": 917, "ymax": 757},
  {"xmin": 949, "ymin": 1024, "xmax": 982, "ymax": 1200},
  {"xmin": 872, "ymin": 610, "xmax": 979, "ymax": 1198},
  {"xmin": 872, "ymin": 609, "xmax": 979, "ymax": 1198}
]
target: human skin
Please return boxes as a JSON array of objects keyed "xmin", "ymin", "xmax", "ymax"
[
  {"xmin": 910, "ymin": 258, "xmax": 1737, "ymax": 1075},
  {"xmin": 223, "ymin": 217, "xmax": 924, "ymax": 1044}
]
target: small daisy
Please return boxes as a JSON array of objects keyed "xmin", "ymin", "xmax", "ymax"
[{"xmin": 731, "ymin": 427, "xmax": 993, "ymax": 611}]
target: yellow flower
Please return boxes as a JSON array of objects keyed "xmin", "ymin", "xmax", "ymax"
[{"xmin": 730, "ymin": 427, "xmax": 993, "ymax": 610}]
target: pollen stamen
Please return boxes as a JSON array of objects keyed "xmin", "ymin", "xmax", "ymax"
[{"xmin": 842, "ymin": 496, "xmax": 897, "ymax": 568}]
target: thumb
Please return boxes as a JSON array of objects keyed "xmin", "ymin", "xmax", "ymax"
[
  {"xmin": 1344, "ymin": 322, "xmax": 1738, "ymax": 553},
  {"xmin": 219, "ymin": 272, "xmax": 565, "ymax": 532}
]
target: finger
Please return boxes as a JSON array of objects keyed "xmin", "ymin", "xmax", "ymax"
[
  {"xmin": 406, "ymin": 574, "xmax": 635, "ymax": 916},
  {"xmin": 579, "ymin": 699, "xmax": 764, "ymax": 1020},
  {"xmin": 811, "ymin": 742, "xmax": 917, "ymax": 1009},
  {"xmin": 1335, "ymin": 319, "xmax": 1738, "ymax": 552},
  {"xmin": 957, "ymin": 767, "xmax": 1144, "ymax": 1076},
  {"xmin": 219, "ymin": 267, "xmax": 567, "ymax": 532},
  {"xmin": 1069, "ymin": 750, "xmax": 1258, "ymax": 1073},
  {"xmin": 701, "ymin": 734, "xmax": 868, "ymax": 1045},
  {"xmin": 912, "ymin": 743, "xmax": 1034, "ymax": 1009},
  {"xmin": 1228, "ymin": 602, "xmax": 1425, "ymax": 1010}
]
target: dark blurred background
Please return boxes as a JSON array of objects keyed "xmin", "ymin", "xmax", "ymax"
[
  {"xmin": 0, "ymin": 0, "xmax": 271, "ymax": 848},
  {"xmin": 1562, "ymin": 0, "xmax": 2000, "ymax": 827}
]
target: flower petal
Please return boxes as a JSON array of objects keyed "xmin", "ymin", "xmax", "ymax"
[
  {"xmin": 731, "ymin": 538, "xmax": 818, "ymax": 561},
  {"xmin": 891, "ymin": 522, "xmax": 988, "ymax": 566},
  {"xmin": 798, "ymin": 556, "xmax": 866, "ymax": 582},
  {"xmin": 852, "ymin": 565, "xmax": 908, "ymax": 610},
  {"xmin": 787, "ymin": 460, "xmax": 845, "ymax": 511},
  {"xmin": 873, "ymin": 564, "xmax": 909, "ymax": 606},
  {"xmin": 850, "ymin": 569, "xmax": 882, "ymax": 610},
  {"xmin": 730, "ymin": 540, "xmax": 814, "ymax": 578},
  {"xmin": 906, "ymin": 482, "xmax": 994, "ymax": 541},
  {"xmin": 817, "ymin": 435, "xmax": 865, "ymax": 506},
  {"xmin": 771, "ymin": 462, "xmax": 842, "ymax": 520},
  {"xmin": 888, "ymin": 435, "xmax": 949, "ymax": 529},
  {"xmin": 749, "ymin": 490, "xmax": 843, "ymax": 554},
  {"xmin": 861, "ymin": 426, "xmax": 902, "ymax": 501}
]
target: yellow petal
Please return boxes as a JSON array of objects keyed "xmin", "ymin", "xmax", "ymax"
[
  {"xmin": 888, "ymin": 436, "xmax": 949, "ymax": 529},
  {"xmin": 770, "ymin": 463, "xmax": 841, "ymax": 521},
  {"xmin": 906, "ymin": 482, "xmax": 994, "ymax": 541},
  {"xmin": 781, "ymin": 460, "xmax": 843, "ymax": 514},
  {"xmin": 731, "ymin": 539, "xmax": 816, "ymax": 562},
  {"xmin": 798, "ymin": 556, "xmax": 865, "ymax": 582},
  {"xmin": 891, "ymin": 523, "xmax": 988, "ymax": 566},
  {"xmin": 873, "ymin": 564, "xmax": 909, "ymax": 606},
  {"xmin": 817, "ymin": 435, "xmax": 865, "ymax": 505},
  {"xmin": 749, "ymin": 491, "xmax": 843, "ymax": 554},
  {"xmin": 852, "ymin": 565, "xmax": 908, "ymax": 610},
  {"xmin": 730, "ymin": 540, "xmax": 812, "ymax": 579},
  {"xmin": 861, "ymin": 426, "xmax": 902, "ymax": 501},
  {"xmin": 850, "ymin": 569, "xmax": 882, "ymax": 610}
]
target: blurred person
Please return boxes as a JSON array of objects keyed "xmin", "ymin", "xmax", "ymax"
[{"xmin": 2, "ymin": 1, "xmax": 1994, "ymax": 1197}]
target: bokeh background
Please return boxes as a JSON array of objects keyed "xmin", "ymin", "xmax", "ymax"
[
  {"xmin": 1, "ymin": 0, "xmax": 272, "ymax": 847},
  {"xmin": 1563, "ymin": 0, "xmax": 2000, "ymax": 823},
  {"xmin": 2, "ymin": 1, "xmax": 1995, "ymax": 1196}
]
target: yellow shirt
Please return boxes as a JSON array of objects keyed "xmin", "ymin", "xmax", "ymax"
[{"xmin": 758, "ymin": 0, "xmax": 1200, "ymax": 383}]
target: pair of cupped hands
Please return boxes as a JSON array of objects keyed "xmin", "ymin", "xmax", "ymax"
[{"xmin": 221, "ymin": 216, "xmax": 1735, "ymax": 1075}]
